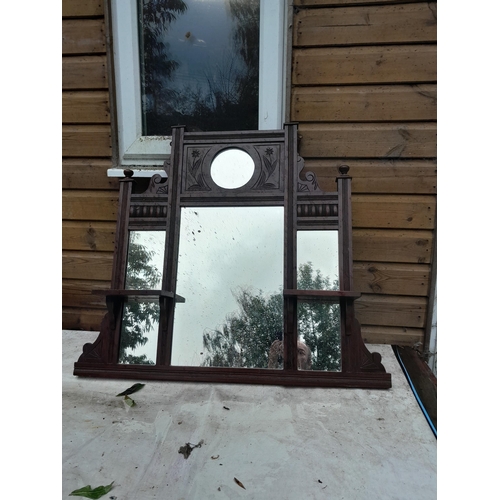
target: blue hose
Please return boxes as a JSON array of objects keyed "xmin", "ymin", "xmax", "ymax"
[{"xmin": 394, "ymin": 347, "xmax": 437, "ymax": 439}]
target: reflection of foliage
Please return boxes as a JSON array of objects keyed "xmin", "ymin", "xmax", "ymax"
[
  {"xmin": 298, "ymin": 264, "xmax": 341, "ymax": 371},
  {"xmin": 141, "ymin": 0, "xmax": 259, "ymax": 135},
  {"xmin": 202, "ymin": 263, "xmax": 341, "ymax": 370},
  {"xmin": 119, "ymin": 234, "xmax": 162, "ymax": 364},
  {"xmin": 139, "ymin": 0, "xmax": 188, "ymax": 133}
]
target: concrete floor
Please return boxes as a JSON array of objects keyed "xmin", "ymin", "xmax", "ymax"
[{"xmin": 62, "ymin": 330, "xmax": 436, "ymax": 499}]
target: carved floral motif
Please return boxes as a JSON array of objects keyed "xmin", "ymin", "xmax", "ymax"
[
  {"xmin": 186, "ymin": 148, "xmax": 211, "ymax": 191},
  {"xmin": 254, "ymin": 146, "xmax": 280, "ymax": 190}
]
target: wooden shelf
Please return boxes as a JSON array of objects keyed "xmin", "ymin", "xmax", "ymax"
[{"xmin": 92, "ymin": 289, "xmax": 186, "ymax": 303}]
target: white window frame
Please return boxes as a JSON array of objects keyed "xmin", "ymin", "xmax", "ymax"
[{"xmin": 109, "ymin": 0, "xmax": 288, "ymax": 176}]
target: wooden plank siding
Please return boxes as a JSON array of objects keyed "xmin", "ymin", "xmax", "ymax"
[
  {"xmin": 293, "ymin": 46, "xmax": 436, "ymax": 86},
  {"xmin": 292, "ymin": 0, "xmax": 437, "ymax": 347},
  {"xmin": 292, "ymin": 85, "xmax": 436, "ymax": 122},
  {"xmin": 62, "ymin": 0, "xmax": 104, "ymax": 18},
  {"xmin": 62, "ymin": 19, "xmax": 106, "ymax": 54},
  {"xmin": 294, "ymin": 1, "xmax": 429, "ymax": 7},
  {"xmin": 62, "ymin": 1, "xmax": 116, "ymax": 330},
  {"xmin": 307, "ymin": 159, "xmax": 437, "ymax": 194},
  {"xmin": 62, "ymin": 221, "xmax": 116, "ymax": 252},
  {"xmin": 62, "ymin": 159, "xmax": 118, "ymax": 190},
  {"xmin": 62, "ymin": 91, "xmax": 110, "ymax": 123},
  {"xmin": 294, "ymin": 3, "xmax": 436, "ymax": 46},
  {"xmin": 62, "ymin": 0, "xmax": 437, "ymax": 351}
]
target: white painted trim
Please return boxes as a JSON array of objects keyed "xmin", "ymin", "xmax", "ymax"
[
  {"xmin": 110, "ymin": 0, "xmax": 287, "ymax": 172},
  {"xmin": 259, "ymin": 0, "xmax": 285, "ymax": 131},
  {"xmin": 107, "ymin": 167, "xmax": 167, "ymax": 178}
]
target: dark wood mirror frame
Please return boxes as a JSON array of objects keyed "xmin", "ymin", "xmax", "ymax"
[{"xmin": 74, "ymin": 123, "xmax": 391, "ymax": 388}]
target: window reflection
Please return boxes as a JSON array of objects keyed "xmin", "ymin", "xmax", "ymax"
[{"xmin": 138, "ymin": 0, "xmax": 260, "ymax": 135}]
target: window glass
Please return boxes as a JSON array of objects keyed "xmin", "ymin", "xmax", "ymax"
[{"xmin": 138, "ymin": 0, "xmax": 260, "ymax": 136}]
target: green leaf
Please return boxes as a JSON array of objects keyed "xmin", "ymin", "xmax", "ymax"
[
  {"xmin": 116, "ymin": 383, "xmax": 145, "ymax": 397},
  {"xmin": 69, "ymin": 482, "xmax": 114, "ymax": 499},
  {"xmin": 124, "ymin": 395, "xmax": 136, "ymax": 407}
]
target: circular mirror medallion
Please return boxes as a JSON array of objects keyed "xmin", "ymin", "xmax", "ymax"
[{"xmin": 210, "ymin": 149, "xmax": 255, "ymax": 189}]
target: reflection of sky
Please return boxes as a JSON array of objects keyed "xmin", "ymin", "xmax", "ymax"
[
  {"xmin": 120, "ymin": 192, "xmax": 340, "ymax": 367},
  {"xmin": 297, "ymin": 231, "xmax": 339, "ymax": 288},
  {"xmin": 161, "ymin": 0, "xmax": 248, "ymax": 94},
  {"xmin": 122, "ymin": 221, "xmax": 340, "ymax": 365},
  {"xmin": 172, "ymin": 206, "xmax": 284, "ymax": 365}
]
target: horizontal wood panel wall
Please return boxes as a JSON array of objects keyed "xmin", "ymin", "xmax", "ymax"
[
  {"xmin": 62, "ymin": 0, "xmax": 437, "ymax": 349},
  {"xmin": 62, "ymin": 0, "xmax": 118, "ymax": 330},
  {"xmin": 292, "ymin": 0, "xmax": 437, "ymax": 347}
]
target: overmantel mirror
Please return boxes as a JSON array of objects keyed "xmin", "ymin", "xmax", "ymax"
[{"xmin": 74, "ymin": 124, "xmax": 391, "ymax": 388}]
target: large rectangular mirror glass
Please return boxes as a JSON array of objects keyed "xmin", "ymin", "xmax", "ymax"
[{"xmin": 171, "ymin": 206, "xmax": 284, "ymax": 368}]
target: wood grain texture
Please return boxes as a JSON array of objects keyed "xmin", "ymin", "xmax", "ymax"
[
  {"xmin": 62, "ymin": 55, "xmax": 108, "ymax": 89},
  {"xmin": 294, "ymin": 3, "xmax": 436, "ymax": 46},
  {"xmin": 62, "ymin": 159, "xmax": 118, "ymax": 190},
  {"xmin": 62, "ymin": 251, "xmax": 113, "ymax": 280},
  {"xmin": 63, "ymin": 91, "xmax": 110, "ymax": 123},
  {"xmin": 352, "ymin": 229, "xmax": 433, "ymax": 263},
  {"xmin": 352, "ymin": 194, "xmax": 436, "ymax": 229},
  {"xmin": 62, "ymin": 19, "xmax": 106, "ymax": 54},
  {"xmin": 63, "ymin": 221, "xmax": 116, "ymax": 252},
  {"xmin": 62, "ymin": 0, "xmax": 104, "ymax": 17},
  {"xmin": 304, "ymin": 159, "xmax": 436, "ymax": 193},
  {"xmin": 355, "ymin": 294, "xmax": 427, "ymax": 328},
  {"xmin": 62, "ymin": 125, "xmax": 112, "ymax": 157},
  {"xmin": 353, "ymin": 262, "xmax": 430, "ymax": 296},
  {"xmin": 62, "ymin": 307, "xmax": 106, "ymax": 331},
  {"xmin": 298, "ymin": 123, "xmax": 436, "ymax": 158},
  {"xmin": 361, "ymin": 325, "xmax": 424, "ymax": 346},
  {"xmin": 62, "ymin": 191, "xmax": 119, "ymax": 221},
  {"xmin": 292, "ymin": 85, "xmax": 436, "ymax": 122},
  {"xmin": 62, "ymin": 279, "xmax": 109, "ymax": 308},
  {"xmin": 293, "ymin": 45, "xmax": 436, "ymax": 85},
  {"xmin": 294, "ymin": 0, "xmax": 425, "ymax": 7}
]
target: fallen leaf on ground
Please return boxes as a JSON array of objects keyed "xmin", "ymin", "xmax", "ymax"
[
  {"xmin": 178, "ymin": 440, "xmax": 203, "ymax": 459},
  {"xmin": 234, "ymin": 477, "xmax": 246, "ymax": 489},
  {"xmin": 69, "ymin": 482, "xmax": 114, "ymax": 499},
  {"xmin": 124, "ymin": 395, "xmax": 136, "ymax": 407},
  {"xmin": 116, "ymin": 383, "xmax": 145, "ymax": 397}
]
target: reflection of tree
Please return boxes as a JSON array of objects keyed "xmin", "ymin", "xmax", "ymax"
[
  {"xmin": 141, "ymin": 0, "xmax": 259, "ymax": 135},
  {"xmin": 119, "ymin": 234, "xmax": 162, "ymax": 364},
  {"xmin": 202, "ymin": 263, "xmax": 341, "ymax": 370},
  {"xmin": 297, "ymin": 264, "xmax": 341, "ymax": 372},
  {"xmin": 139, "ymin": 0, "xmax": 188, "ymax": 134}
]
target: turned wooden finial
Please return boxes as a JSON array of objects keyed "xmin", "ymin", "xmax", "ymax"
[{"xmin": 338, "ymin": 165, "xmax": 350, "ymax": 175}]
